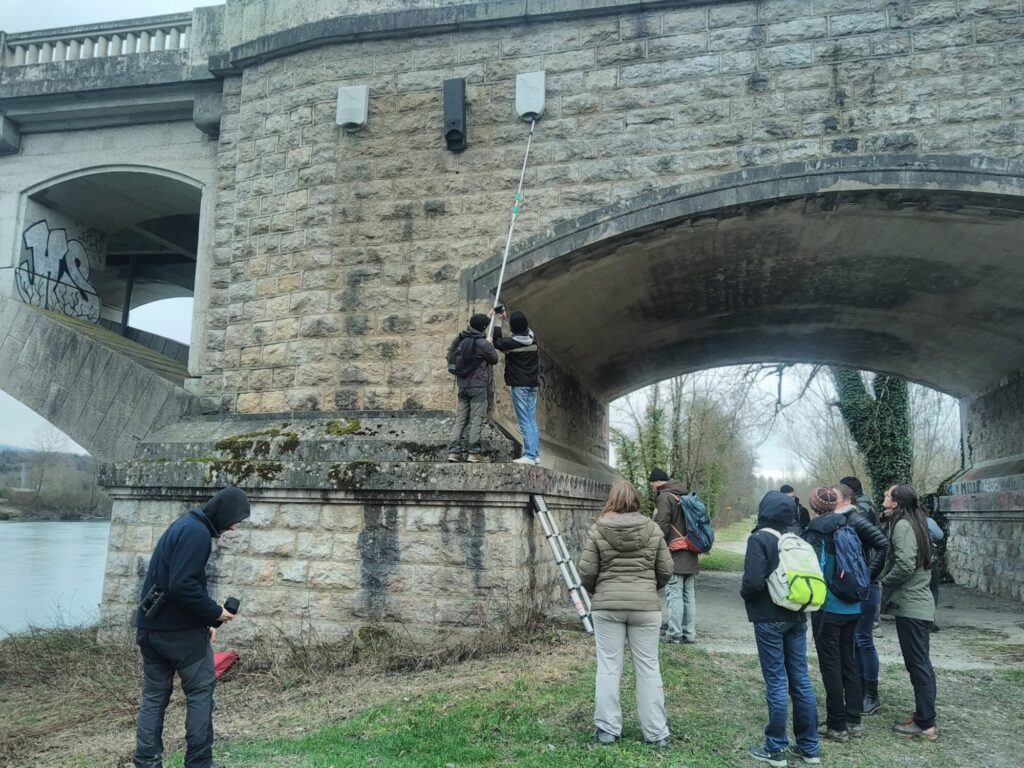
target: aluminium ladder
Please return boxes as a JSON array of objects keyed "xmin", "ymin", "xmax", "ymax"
[{"xmin": 531, "ymin": 494, "xmax": 593, "ymax": 634}]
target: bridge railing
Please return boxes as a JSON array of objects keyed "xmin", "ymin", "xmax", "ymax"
[{"xmin": 3, "ymin": 12, "xmax": 193, "ymax": 67}]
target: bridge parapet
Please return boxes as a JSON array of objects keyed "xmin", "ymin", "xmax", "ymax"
[{"xmin": 3, "ymin": 13, "xmax": 193, "ymax": 67}]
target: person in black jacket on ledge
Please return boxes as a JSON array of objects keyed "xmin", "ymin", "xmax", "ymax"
[{"xmin": 133, "ymin": 486, "xmax": 251, "ymax": 768}]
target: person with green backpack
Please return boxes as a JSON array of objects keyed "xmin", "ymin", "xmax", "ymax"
[{"xmin": 741, "ymin": 491, "xmax": 825, "ymax": 767}]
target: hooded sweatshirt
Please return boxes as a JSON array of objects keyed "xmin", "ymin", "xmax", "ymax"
[
  {"xmin": 577, "ymin": 511, "xmax": 673, "ymax": 612},
  {"xmin": 803, "ymin": 512, "xmax": 862, "ymax": 616},
  {"xmin": 135, "ymin": 487, "xmax": 251, "ymax": 631},
  {"xmin": 447, "ymin": 327, "xmax": 499, "ymax": 389},
  {"xmin": 492, "ymin": 325, "xmax": 540, "ymax": 387},
  {"xmin": 741, "ymin": 491, "xmax": 808, "ymax": 624},
  {"xmin": 652, "ymin": 480, "xmax": 699, "ymax": 575}
]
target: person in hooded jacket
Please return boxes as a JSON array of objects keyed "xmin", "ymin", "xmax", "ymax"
[
  {"xmin": 133, "ymin": 486, "xmax": 251, "ymax": 768},
  {"xmin": 578, "ymin": 479, "xmax": 674, "ymax": 748},
  {"xmin": 803, "ymin": 487, "xmax": 865, "ymax": 742},
  {"xmin": 741, "ymin": 491, "xmax": 820, "ymax": 767},
  {"xmin": 650, "ymin": 468, "xmax": 698, "ymax": 644},
  {"xmin": 833, "ymin": 482, "xmax": 889, "ymax": 716},
  {"xmin": 780, "ymin": 484, "xmax": 810, "ymax": 533},
  {"xmin": 446, "ymin": 313, "xmax": 499, "ymax": 463},
  {"xmin": 491, "ymin": 308, "xmax": 541, "ymax": 465}
]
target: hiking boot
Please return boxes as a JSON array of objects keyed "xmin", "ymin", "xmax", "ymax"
[
  {"xmin": 817, "ymin": 724, "xmax": 849, "ymax": 742},
  {"xmin": 748, "ymin": 745, "xmax": 787, "ymax": 767},
  {"xmin": 893, "ymin": 721, "xmax": 938, "ymax": 741},
  {"xmin": 645, "ymin": 737, "xmax": 669, "ymax": 748},
  {"xmin": 467, "ymin": 453, "xmax": 490, "ymax": 463},
  {"xmin": 930, "ymin": 622, "xmax": 940, "ymax": 633},
  {"xmin": 862, "ymin": 679, "xmax": 881, "ymax": 715},
  {"xmin": 595, "ymin": 728, "xmax": 618, "ymax": 745},
  {"xmin": 894, "ymin": 714, "xmax": 916, "ymax": 727},
  {"xmin": 682, "ymin": 637, "xmax": 697, "ymax": 644},
  {"xmin": 447, "ymin": 453, "xmax": 465, "ymax": 462},
  {"xmin": 786, "ymin": 746, "xmax": 821, "ymax": 765},
  {"xmin": 660, "ymin": 636, "xmax": 684, "ymax": 645},
  {"xmin": 848, "ymin": 723, "xmax": 864, "ymax": 738}
]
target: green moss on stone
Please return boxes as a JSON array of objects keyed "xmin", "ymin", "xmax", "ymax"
[
  {"xmin": 328, "ymin": 460, "xmax": 379, "ymax": 490},
  {"xmin": 325, "ymin": 418, "xmax": 363, "ymax": 437},
  {"xmin": 279, "ymin": 432, "xmax": 301, "ymax": 453},
  {"xmin": 397, "ymin": 441, "xmax": 438, "ymax": 460}
]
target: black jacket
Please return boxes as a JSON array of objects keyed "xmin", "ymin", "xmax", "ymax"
[
  {"xmin": 447, "ymin": 328, "xmax": 498, "ymax": 389},
  {"xmin": 493, "ymin": 326, "xmax": 540, "ymax": 388},
  {"xmin": 838, "ymin": 504, "xmax": 889, "ymax": 581},
  {"xmin": 855, "ymin": 493, "xmax": 878, "ymax": 526},
  {"xmin": 741, "ymin": 491, "xmax": 807, "ymax": 624},
  {"xmin": 135, "ymin": 488, "xmax": 250, "ymax": 631}
]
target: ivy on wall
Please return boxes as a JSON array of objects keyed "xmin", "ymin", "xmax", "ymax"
[{"xmin": 830, "ymin": 368, "xmax": 914, "ymax": 508}]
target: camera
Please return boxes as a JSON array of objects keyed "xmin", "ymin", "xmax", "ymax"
[
  {"xmin": 493, "ymin": 303, "xmax": 506, "ymax": 315},
  {"xmin": 213, "ymin": 596, "xmax": 242, "ymax": 628},
  {"xmin": 139, "ymin": 585, "xmax": 167, "ymax": 619}
]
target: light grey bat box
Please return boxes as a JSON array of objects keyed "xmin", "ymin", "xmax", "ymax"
[
  {"xmin": 336, "ymin": 85, "xmax": 369, "ymax": 130},
  {"xmin": 515, "ymin": 71, "xmax": 545, "ymax": 121}
]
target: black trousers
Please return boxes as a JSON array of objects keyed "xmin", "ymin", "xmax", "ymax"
[
  {"xmin": 895, "ymin": 617, "xmax": 937, "ymax": 729},
  {"xmin": 134, "ymin": 627, "xmax": 216, "ymax": 768},
  {"xmin": 812, "ymin": 612, "xmax": 862, "ymax": 730}
]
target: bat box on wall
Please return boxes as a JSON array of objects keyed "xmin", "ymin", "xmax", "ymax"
[
  {"xmin": 443, "ymin": 78, "xmax": 467, "ymax": 152},
  {"xmin": 336, "ymin": 85, "xmax": 369, "ymax": 131}
]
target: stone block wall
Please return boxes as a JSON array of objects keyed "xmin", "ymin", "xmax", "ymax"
[
  {"xmin": 962, "ymin": 372, "xmax": 1024, "ymax": 467},
  {"xmin": 193, "ymin": 0, "xmax": 1024, "ymax": 456},
  {"xmin": 945, "ymin": 509, "xmax": 1024, "ymax": 602}
]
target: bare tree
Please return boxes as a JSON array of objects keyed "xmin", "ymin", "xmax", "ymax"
[{"xmin": 31, "ymin": 424, "xmax": 70, "ymax": 501}]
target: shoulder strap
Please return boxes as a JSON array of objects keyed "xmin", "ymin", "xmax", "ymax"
[{"xmin": 760, "ymin": 528, "xmax": 782, "ymax": 539}]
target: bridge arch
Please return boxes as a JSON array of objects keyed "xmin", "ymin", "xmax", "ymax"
[{"xmin": 467, "ymin": 154, "xmax": 1024, "ymax": 402}]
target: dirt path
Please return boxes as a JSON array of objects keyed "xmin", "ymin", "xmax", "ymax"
[{"xmin": 694, "ymin": 570, "xmax": 1024, "ymax": 670}]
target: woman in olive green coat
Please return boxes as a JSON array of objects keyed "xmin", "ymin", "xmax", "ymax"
[
  {"xmin": 879, "ymin": 484, "xmax": 937, "ymax": 741},
  {"xmin": 578, "ymin": 479, "xmax": 674, "ymax": 747}
]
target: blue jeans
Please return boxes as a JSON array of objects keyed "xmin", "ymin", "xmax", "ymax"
[
  {"xmin": 510, "ymin": 386, "xmax": 539, "ymax": 460},
  {"xmin": 854, "ymin": 582, "xmax": 881, "ymax": 683},
  {"xmin": 753, "ymin": 620, "xmax": 819, "ymax": 756}
]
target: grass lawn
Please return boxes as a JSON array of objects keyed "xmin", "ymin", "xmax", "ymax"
[{"xmin": 196, "ymin": 642, "xmax": 1023, "ymax": 768}]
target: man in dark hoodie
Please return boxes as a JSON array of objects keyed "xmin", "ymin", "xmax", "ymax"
[
  {"xmin": 780, "ymin": 484, "xmax": 810, "ymax": 532},
  {"xmin": 650, "ymin": 468, "xmax": 698, "ymax": 644},
  {"xmin": 133, "ymin": 487, "xmax": 251, "ymax": 768},
  {"xmin": 446, "ymin": 313, "xmax": 499, "ymax": 463},
  {"xmin": 741, "ymin": 491, "xmax": 820, "ymax": 767},
  {"xmin": 492, "ymin": 308, "xmax": 541, "ymax": 465}
]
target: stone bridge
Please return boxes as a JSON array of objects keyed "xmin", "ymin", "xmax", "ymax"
[{"xmin": 3, "ymin": 0, "xmax": 1024, "ymax": 638}]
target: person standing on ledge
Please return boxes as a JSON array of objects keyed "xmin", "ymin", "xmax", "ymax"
[
  {"xmin": 133, "ymin": 486, "xmax": 251, "ymax": 768},
  {"xmin": 446, "ymin": 313, "xmax": 498, "ymax": 463},
  {"xmin": 491, "ymin": 307, "xmax": 541, "ymax": 465}
]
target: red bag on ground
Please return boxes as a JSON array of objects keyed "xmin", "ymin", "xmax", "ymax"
[{"xmin": 213, "ymin": 650, "xmax": 239, "ymax": 680}]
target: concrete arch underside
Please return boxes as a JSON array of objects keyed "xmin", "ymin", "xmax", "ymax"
[
  {"xmin": 0, "ymin": 294, "xmax": 195, "ymax": 460},
  {"xmin": 468, "ymin": 154, "xmax": 1024, "ymax": 402}
]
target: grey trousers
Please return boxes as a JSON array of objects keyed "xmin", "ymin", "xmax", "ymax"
[
  {"xmin": 448, "ymin": 386, "xmax": 487, "ymax": 454},
  {"xmin": 665, "ymin": 574, "xmax": 696, "ymax": 642},
  {"xmin": 134, "ymin": 627, "xmax": 216, "ymax": 768},
  {"xmin": 593, "ymin": 610, "xmax": 669, "ymax": 742}
]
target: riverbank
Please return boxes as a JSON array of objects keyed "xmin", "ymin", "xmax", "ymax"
[
  {"xmin": 0, "ymin": 501, "xmax": 110, "ymax": 521},
  {"xmin": 3, "ymin": 567, "xmax": 1022, "ymax": 767}
]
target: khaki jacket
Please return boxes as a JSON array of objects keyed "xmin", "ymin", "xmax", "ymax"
[
  {"xmin": 578, "ymin": 512, "xmax": 673, "ymax": 612},
  {"xmin": 880, "ymin": 517, "xmax": 935, "ymax": 622},
  {"xmin": 653, "ymin": 480, "xmax": 699, "ymax": 575}
]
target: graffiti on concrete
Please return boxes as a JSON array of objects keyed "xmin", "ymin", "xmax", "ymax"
[{"xmin": 15, "ymin": 219, "xmax": 101, "ymax": 322}]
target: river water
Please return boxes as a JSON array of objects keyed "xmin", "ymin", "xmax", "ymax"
[{"xmin": 0, "ymin": 520, "xmax": 111, "ymax": 637}]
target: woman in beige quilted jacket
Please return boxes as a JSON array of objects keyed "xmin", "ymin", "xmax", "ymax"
[{"xmin": 578, "ymin": 478, "xmax": 674, "ymax": 747}]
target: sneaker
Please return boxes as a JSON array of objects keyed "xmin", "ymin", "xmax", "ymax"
[
  {"xmin": 512, "ymin": 456, "xmax": 536, "ymax": 464},
  {"xmin": 748, "ymin": 745, "xmax": 787, "ymax": 767},
  {"xmin": 645, "ymin": 737, "xmax": 669, "ymax": 748},
  {"xmin": 595, "ymin": 728, "xmax": 618, "ymax": 745},
  {"xmin": 447, "ymin": 453, "xmax": 465, "ymax": 462},
  {"xmin": 786, "ymin": 746, "xmax": 821, "ymax": 765},
  {"xmin": 848, "ymin": 723, "xmax": 864, "ymax": 738},
  {"xmin": 467, "ymin": 453, "xmax": 490, "ymax": 463},
  {"xmin": 682, "ymin": 637, "xmax": 697, "ymax": 644},
  {"xmin": 894, "ymin": 713, "xmax": 916, "ymax": 727},
  {"xmin": 817, "ymin": 724, "xmax": 849, "ymax": 742},
  {"xmin": 660, "ymin": 636, "xmax": 684, "ymax": 645},
  {"xmin": 873, "ymin": 621, "xmax": 882, "ymax": 638},
  {"xmin": 893, "ymin": 721, "xmax": 938, "ymax": 740}
]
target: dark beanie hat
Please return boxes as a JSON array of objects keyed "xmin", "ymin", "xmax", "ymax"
[
  {"xmin": 840, "ymin": 476, "xmax": 863, "ymax": 496},
  {"xmin": 648, "ymin": 467, "xmax": 670, "ymax": 482},
  {"xmin": 469, "ymin": 313, "xmax": 489, "ymax": 332},
  {"xmin": 780, "ymin": 484, "xmax": 794, "ymax": 494},
  {"xmin": 203, "ymin": 486, "xmax": 251, "ymax": 535},
  {"xmin": 509, "ymin": 311, "xmax": 529, "ymax": 334},
  {"xmin": 809, "ymin": 486, "xmax": 838, "ymax": 515}
]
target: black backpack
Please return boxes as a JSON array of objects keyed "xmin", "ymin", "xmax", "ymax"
[{"xmin": 447, "ymin": 335, "xmax": 480, "ymax": 378}]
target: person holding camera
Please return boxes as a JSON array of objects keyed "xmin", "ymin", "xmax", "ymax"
[
  {"xmin": 446, "ymin": 313, "xmax": 499, "ymax": 463},
  {"xmin": 491, "ymin": 306, "xmax": 541, "ymax": 465},
  {"xmin": 133, "ymin": 486, "xmax": 251, "ymax": 768}
]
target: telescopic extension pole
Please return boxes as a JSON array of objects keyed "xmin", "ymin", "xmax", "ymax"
[{"xmin": 486, "ymin": 118, "xmax": 537, "ymax": 343}]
